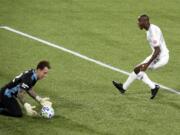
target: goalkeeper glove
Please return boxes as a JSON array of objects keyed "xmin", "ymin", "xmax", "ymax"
[
  {"xmin": 36, "ymin": 96, "xmax": 52, "ymax": 107},
  {"xmin": 24, "ymin": 103, "xmax": 38, "ymax": 116}
]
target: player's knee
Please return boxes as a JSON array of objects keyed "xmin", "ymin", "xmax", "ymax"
[{"xmin": 134, "ymin": 67, "xmax": 140, "ymax": 74}]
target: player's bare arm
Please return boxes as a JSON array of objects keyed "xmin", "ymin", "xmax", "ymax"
[
  {"xmin": 27, "ymin": 89, "xmax": 38, "ymax": 100},
  {"xmin": 17, "ymin": 89, "xmax": 26, "ymax": 105},
  {"xmin": 27, "ymin": 89, "xmax": 51, "ymax": 105},
  {"xmin": 140, "ymin": 46, "xmax": 161, "ymax": 71},
  {"xmin": 27, "ymin": 89, "xmax": 52, "ymax": 108}
]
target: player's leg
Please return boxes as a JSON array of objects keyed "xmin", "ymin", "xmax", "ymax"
[
  {"xmin": 133, "ymin": 61, "xmax": 160, "ymax": 99},
  {"xmin": 112, "ymin": 71, "xmax": 138, "ymax": 94},
  {"xmin": 136, "ymin": 70, "xmax": 159, "ymax": 99},
  {"xmin": 133, "ymin": 54, "xmax": 158, "ymax": 90},
  {"xmin": 135, "ymin": 69, "xmax": 156, "ymax": 89},
  {"xmin": 143, "ymin": 55, "xmax": 169, "ymax": 98},
  {"xmin": 112, "ymin": 55, "xmax": 159, "ymax": 98},
  {"xmin": 112, "ymin": 55, "xmax": 152, "ymax": 93},
  {"xmin": 1, "ymin": 96, "xmax": 23, "ymax": 117}
]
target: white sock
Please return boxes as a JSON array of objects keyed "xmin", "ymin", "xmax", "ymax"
[
  {"xmin": 123, "ymin": 72, "xmax": 137, "ymax": 90},
  {"xmin": 137, "ymin": 72, "xmax": 156, "ymax": 89}
]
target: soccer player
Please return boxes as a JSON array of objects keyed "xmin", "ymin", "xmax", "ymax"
[
  {"xmin": 0, "ymin": 60, "xmax": 52, "ymax": 117},
  {"xmin": 112, "ymin": 14, "xmax": 169, "ymax": 99}
]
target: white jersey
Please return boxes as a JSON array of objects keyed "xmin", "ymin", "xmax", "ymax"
[{"xmin": 146, "ymin": 24, "xmax": 169, "ymax": 57}]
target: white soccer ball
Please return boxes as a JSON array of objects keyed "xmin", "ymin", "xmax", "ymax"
[{"xmin": 41, "ymin": 106, "xmax": 55, "ymax": 119}]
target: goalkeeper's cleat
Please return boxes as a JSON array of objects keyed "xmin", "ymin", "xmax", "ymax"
[
  {"xmin": 150, "ymin": 85, "xmax": 160, "ymax": 99},
  {"xmin": 112, "ymin": 81, "xmax": 125, "ymax": 94}
]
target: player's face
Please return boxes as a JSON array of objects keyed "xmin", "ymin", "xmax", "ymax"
[
  {"xmin": 37, "ymin": 67, "xmax": 49, "ymax": 80},
  {"xmin": 138, "ymin": 17, "xmax": 150, "ymax": 30},
  {"xmin": 137, "ymin": 18, "xmax": 144, "ymax": 30}
]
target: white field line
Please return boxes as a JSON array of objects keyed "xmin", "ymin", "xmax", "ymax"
[
  {"xmin": 0, "ymin": 26, "xmax": 6, "ymax": 28},
  {"xmin": 1, "ymin": 26, "xmax": 180, "ymax": 95}
]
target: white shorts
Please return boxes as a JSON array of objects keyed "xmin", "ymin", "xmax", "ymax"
[{"xmin": 140, "ymin": 54, "xmax": 169, "ymax": 70}]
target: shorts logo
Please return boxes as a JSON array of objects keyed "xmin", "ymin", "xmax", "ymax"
[{"xmin": 152, "ymin": 40, "xmax": 157, "ymax": 44}]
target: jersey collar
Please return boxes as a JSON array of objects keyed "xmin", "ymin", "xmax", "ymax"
[{"xmin": 32, "ymin": 69, "xmax": 38, "ymax": 81}]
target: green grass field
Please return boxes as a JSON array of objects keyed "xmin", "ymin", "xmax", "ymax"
[{"xmin": 0, "ymin": 0, "xmax": 180, "ymax": 135}]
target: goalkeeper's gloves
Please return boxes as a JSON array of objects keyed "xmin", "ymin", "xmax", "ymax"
[
  {"xmin": 35, "ymin": 96, "xmax": 52, "ymax": 107},
  {"xmin": 24, "ymin": 103, "xmax": 38, "ymax": 116}
]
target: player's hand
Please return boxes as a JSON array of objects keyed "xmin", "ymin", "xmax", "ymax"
[
  {"xmin": 140, "ymin": 63, "xmax": 149, "ymax": 71},
  {"xmin": 41, "ymin": 100, "xmax": 52, "ymax": 107},
  {"xmin": 36, "ymin": 96, "xmax": 52, "ymax": 107},
  {"xmin": 24, "ymin": 103, "xmax": 38, "ymax": 116},
  {"xmin": 39, "ymin": 97, "xmax": 52, "ymax": 107}
]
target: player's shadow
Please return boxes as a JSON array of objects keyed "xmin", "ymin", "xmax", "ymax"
[{"xmin": 56, "ymin": 115, "xmax": 114, "ymax": 135}]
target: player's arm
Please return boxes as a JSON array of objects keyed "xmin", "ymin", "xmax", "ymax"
[
  {"xmin": 147, "ymin": 46, "xmax": 160, "ymax": 65},
  {"xmin": 141, "ymin": 46, "xmax": 160, "ymax": 71},
  {"xmin": 27, "ymin": 89, "xmax": 52, "ymax": 107},
  {"xmin": 27, "ymin": 88, "xmax": 38, "ymax": 100},
  {"xmin": 17, "ymin": 89, "xmax": 26, "ymax": 105},
  {"xmin": 17, "ymin": 89, "xmax": 39, "ymax": 105},
  {"xmin": 17, "ymin": 89, "xmax": 37, "ymax": 105},
  {"xmin": 17, "ymin": 89, "xmax": 38, "ymax": 116},
  {"xmin": 20, "ymin": 71, "xmax": 52, "ymax": 107}
]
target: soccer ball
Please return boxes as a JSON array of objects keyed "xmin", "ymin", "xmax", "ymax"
[{"xmin": 41, "ymin": 106, "xmax": 55, "ymax": 119}]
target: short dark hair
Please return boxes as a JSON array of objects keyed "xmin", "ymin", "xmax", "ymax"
[
  {"xmin": 36, "ymin": 60, "xmax": 51, "ymax": 70},
  {"xmin": 138, "ymin": 14, "xmax": 149, "ymax": 21}
]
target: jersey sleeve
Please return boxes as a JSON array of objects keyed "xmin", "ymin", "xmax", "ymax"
[{"xmin": 150, "ymin": 27, "xmax": 161, "ymax": 47}]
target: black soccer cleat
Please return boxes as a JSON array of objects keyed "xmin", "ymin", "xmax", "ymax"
[
  {"xmin": 112, "ymin": 81, "xmax": 125, "ymax": 94},
  {"xmin": 150, "ymin": 85, "xmax": 160, "ymax": 99}
]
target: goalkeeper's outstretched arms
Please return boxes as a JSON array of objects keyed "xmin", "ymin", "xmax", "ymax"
[{"xmin": 27, "ymin": 89, "xmax": 52, "ymax": 107}]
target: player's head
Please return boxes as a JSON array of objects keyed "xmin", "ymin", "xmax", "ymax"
[
  {"xmin": 36, "ymin": 60, "xmax": 51, "ymax": 80},
  {"xmin": 137, "ymin": 14, "xmax": 150, "ymax": 30}
]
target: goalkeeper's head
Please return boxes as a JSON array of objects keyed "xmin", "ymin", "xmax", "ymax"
[{"xmin": 36, "ymin": 60, "xmax": 51, "ymax": 80}]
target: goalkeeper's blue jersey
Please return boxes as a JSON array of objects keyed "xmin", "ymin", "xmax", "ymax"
[{"xmin": 0, "ymin": 69, "xmax": 38, "ymax": 98}]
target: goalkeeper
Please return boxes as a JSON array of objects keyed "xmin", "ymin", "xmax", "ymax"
[{"xmin": 0, "ymin": 60, "xmax": 52, "ymax": 117}]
